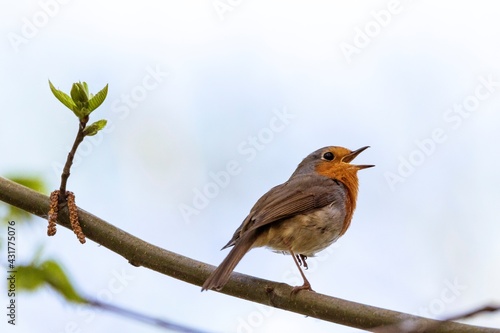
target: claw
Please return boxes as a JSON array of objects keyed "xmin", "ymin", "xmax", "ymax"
[
  {"xmin": 291, "ymin": 281, "xmax": 314, "ymax": 295},
  {"xmin": 299, "ymin": 254, "xmax": 308, "ymax": 270},
  {"xmin": 295, "ymin": 254, "xmax": 308, "ymax": 269},
  {"xmin": 295, "ymin": 254, "xmax": 303, "ymax": 266}
]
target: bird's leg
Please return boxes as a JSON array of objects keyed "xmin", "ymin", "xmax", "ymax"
[{"xmin": 290, "ymin": 249, "xmax": 313, "ymax": 294}]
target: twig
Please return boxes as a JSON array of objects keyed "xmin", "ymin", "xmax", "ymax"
[
  {"xmin": 87, "ymin": 298, "xmax": 210, "ymax": 333},
  {"xmin": 49, "ymin": 118, "xmax": 88, "ymax": 242},
  {"xmin": 444, "ymin": 304, "xmax": 500, "ymax": 321},
  {"xmin": 59, "ymin": 118, "xmax": 88, "ymax": 198},
  {"xmin": 372, "ymin": 304, "xmax": 500, "ymax": 333},
  {"xmin": 0, "ymin": 176, "xmax": 498, "ymax": 333}
]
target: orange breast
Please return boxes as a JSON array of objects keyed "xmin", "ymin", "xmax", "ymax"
[{"xmin": 314, "ymin": 163, "xmax": 360, "ymax": 236}]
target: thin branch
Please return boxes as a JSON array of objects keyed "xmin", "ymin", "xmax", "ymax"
[
  {"xmin": 59, "ymin": 118, "xmax": 88, "ymax": 197},
  {"xmin": 51, "ymin": 117, "xmax": 88, "ymax": 242},
  {"xmin": 87, "ymin": 299, "xmax": 209, "ymax": 333},
  {"xmin": 0, "ymin": 176, "xmax": 498, "ymax": 333},
  {"xmin": 444, "ymin": 305, "xmax": 500, "ymax": 322},
  {"xmin": 372, "ymin": 305, "xmax": 500, "ymax": 333}
]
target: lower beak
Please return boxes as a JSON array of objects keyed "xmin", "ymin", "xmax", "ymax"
[
  {"xmin": 342, "ymin": 146, "xmax": 375, "ymax": 169},
  {"xmin": 356, "ymin": 164, "xmax": 375, "ymax": 170}
]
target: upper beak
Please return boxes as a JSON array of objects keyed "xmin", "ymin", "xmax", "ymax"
[{"xmin": 342, "ymin": 146, "xmax": 375, "ymax": 169}]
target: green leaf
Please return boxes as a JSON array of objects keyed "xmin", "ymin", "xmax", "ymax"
[
  {"xmin": 49, "ymin": 80, "xmax": 77, "ymax": 111},
  {"xmin": 81, "ymin": 82, "xmax": 90, "ymax": 97},
  {"xmin": 70, "ymin": 82, "xmax": 90, "ymax": 105},
  {"xmin": 42, "ymin": 260, "xmax": 86, "ymax": 303},
  {"xmin": 70, "ymin": 82, "xmax": 90, "ymax": 119},
  {"xmin": 1, "ymin": 175, "xmax": 47, "ymax": 223},
  {"xmin": 16, "ymin": 265, "xmax": 46, "ymax": 291},
  {"xmin": 88, "ymin": 84, "xmax": 108, "ymax": 113},
  {"xmin": 16, "ymin": 260, "xmax": 87, "ymax": 304},
  {"xmin": 83, "ymin": 119, "xmax": 107, "ymax": 136},
  {"xmin": 8, "ymin": 175, "xmax": 46, "ymax": 193},
  {"xmin": 50, "ymin": 81, "xmax": 108, "ymax": 118}
]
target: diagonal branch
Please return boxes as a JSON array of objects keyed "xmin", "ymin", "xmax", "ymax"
[
  {"xmin": 87, "ymin": 298, "xmax": 209, "ymax": 333},
  {"xmin": 0, "ymin": 176, "xmax": 498, "ymax": 333}
]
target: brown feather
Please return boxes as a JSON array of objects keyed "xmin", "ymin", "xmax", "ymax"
[
  {"xmin": 239, "ymin": 175, "xmax": 346, "ymax": 238},
  {"xmin": 202, "ymin": 230, "xmax": 259, "ymax": 291}
]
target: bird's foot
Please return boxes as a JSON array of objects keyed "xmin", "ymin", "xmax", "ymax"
[{"xmin": 291, "ymin": 281, "xmax": 314, "ymax": 295}]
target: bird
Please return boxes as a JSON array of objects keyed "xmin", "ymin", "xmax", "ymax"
[{"xmin": 201, "ymin": 146, "xmax": 373, "ymax": 293}]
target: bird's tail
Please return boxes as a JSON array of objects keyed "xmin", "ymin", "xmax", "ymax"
[{"xmin": 202, "ymin": 231, "xmax": 258, "ymax": 291}]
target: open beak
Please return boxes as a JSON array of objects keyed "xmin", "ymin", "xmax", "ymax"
[{"xmin": 342, "ymin": 146, "xmax": 375, "ymax": 170}]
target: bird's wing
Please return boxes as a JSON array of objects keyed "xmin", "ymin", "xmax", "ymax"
[
  {"xmin": 222, "ymin": 174, "xmax": 346, "ymax": 249},
  {"xmin": 248, "ymin": 174, "xmax": 346, "ymax": 230}
]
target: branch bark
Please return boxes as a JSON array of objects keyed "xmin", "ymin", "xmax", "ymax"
[
  {"xmin": 59, "ymin": 118, "xmax": 87, "ymax": 197},
  {"xmin": 0, "ymin": 176, "xmax": 498, "ymax": 333}
]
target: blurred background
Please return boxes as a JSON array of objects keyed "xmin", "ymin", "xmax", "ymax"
[{"xmin": 1, "ymin": 1, "xmax": 500, "ymax": 332}]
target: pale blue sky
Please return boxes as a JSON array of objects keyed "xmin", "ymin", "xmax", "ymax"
[{"xmin": 1, "ymin": 1, "xmax": 500, "ymax": 332}]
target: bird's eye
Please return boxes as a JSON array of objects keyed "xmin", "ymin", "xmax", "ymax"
[{"xmin": 323, "ymin": 152, "xmax": 334, "ymax": 161}]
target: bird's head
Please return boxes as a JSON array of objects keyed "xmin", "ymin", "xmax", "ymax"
[{"xmin": 292, "ymin": 146, "xmax": 374, "ymax": 179}]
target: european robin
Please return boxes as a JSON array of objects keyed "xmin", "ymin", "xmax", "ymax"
[{"xmin": 202, "ymin": 146, "xmax": 373, "ymax": 293}]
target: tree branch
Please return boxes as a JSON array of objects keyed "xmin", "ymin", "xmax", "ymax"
[
  {"xmin": 0, "ymin": 176, "xmax": 498, "ymax": 333},
  {"xmin": 59, "ymin": 118, "xmax": 87, "ymax": 197},
  {"xmin": 87, "ymin": 298, "xmax": 209, "ymax": 333}
]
